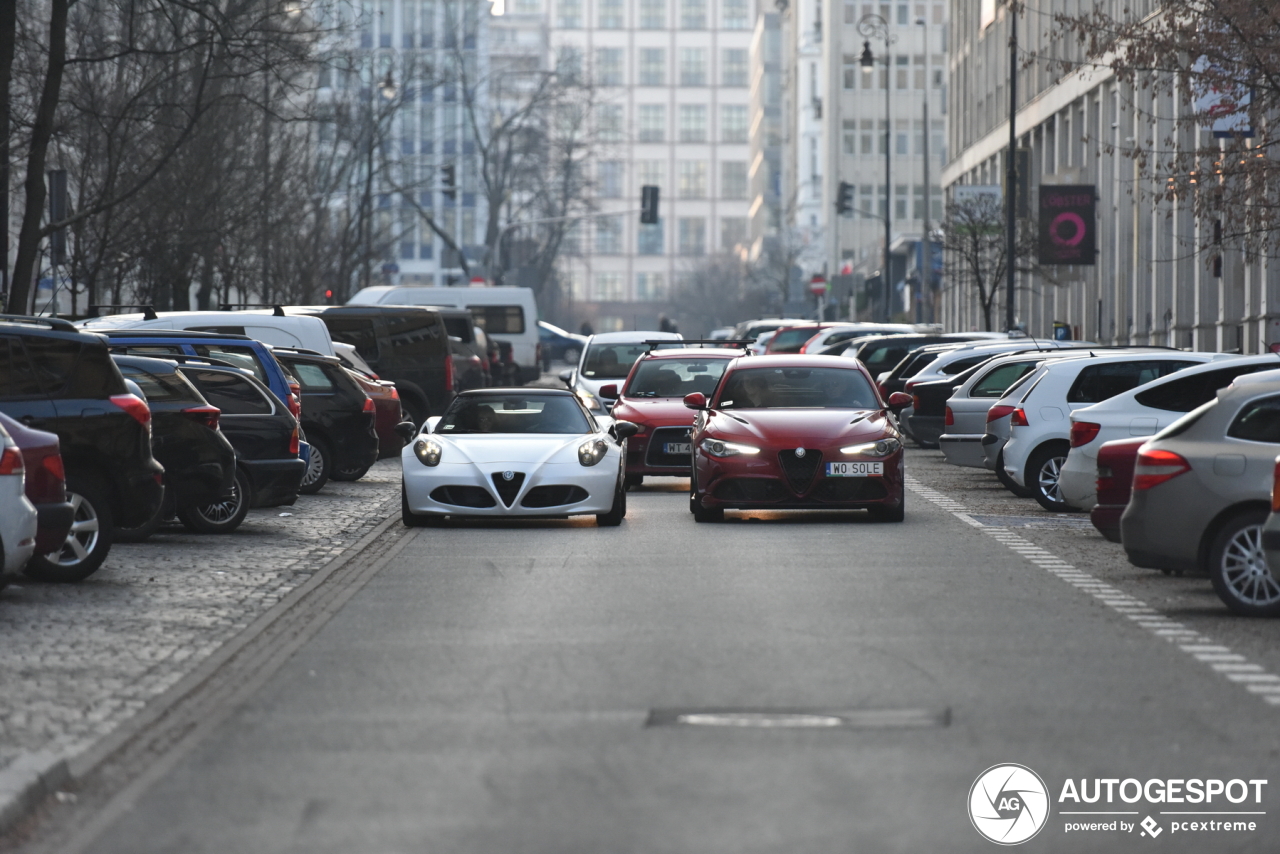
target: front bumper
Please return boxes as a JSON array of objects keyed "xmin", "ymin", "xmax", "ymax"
[
  {"xmin": 403, "ymin": 459, "xmax": 620, "ymax": 518},
  {"xmin": 939, "ymin": 434, "xmax": 987, "ymax": 468},
  {"xmin": 1057, "ymin": 451, "xmax": 1098, "ymax": 511},
  {"xmin": 695, "ymin": 450, "xmax": 904, "ymax": 512},
  {"xmin": 1090, "ymin": 504, "xmax": 1125, "ymax": 543},
  {"xmin": 981, "ymin": 432, "xmax": 1003, "ymax": 470},
  {"xmin": 626, "ymin": 425, "xmax": 696, "ymax": 476}
]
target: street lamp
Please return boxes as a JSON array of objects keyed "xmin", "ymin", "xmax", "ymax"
[
  {"xmin": 360, "ymin": 69, "xmax": 397, "ymax": 295},
  {"xmin": 917, "ymin": 15, "xmax": 932, "ymax": 324},
  {"xmin": 859, "ymin": 14, "xmax": 894, "ymax": 322}
]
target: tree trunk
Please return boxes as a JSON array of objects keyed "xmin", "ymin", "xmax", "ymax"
[
  {"xmin": 0, "ymin": 0, "xmax": 16, "ymax": 301},
  {"xmin": 8, "ymin": 0, "xmax": 72, "ymax": 314}
]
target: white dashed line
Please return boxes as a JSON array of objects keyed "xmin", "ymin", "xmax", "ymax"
[{"xmin": 905, "ymin": 475, "xmax": 1280, "ymax": 708}]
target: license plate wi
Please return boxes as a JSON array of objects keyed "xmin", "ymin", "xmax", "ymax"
[
  {"xmin": 826, "ymin": 462, "xmax": 883, "ymax": 477},
  {"xmin": 664, "ymin": 442, "xmax": 692, "ymax": 454}
]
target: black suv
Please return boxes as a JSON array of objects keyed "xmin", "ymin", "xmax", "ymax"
[
  {"xmin": 285, "ymin": 306, "xmax": 453, "ymax": 427},
  {"xmin": 0, "ymin": 315, "xmax": 163, "ymax": 581},
  {"xmin": 273, "ymin": 348, "xmax": 379, "ymax": 494}
]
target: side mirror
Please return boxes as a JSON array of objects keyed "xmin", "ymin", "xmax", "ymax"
[
  {"xmin": 887, "ymin": 392, "xmax": 913, "ymax": 412},
  {"xmin": 683, "ymin": 392, "xmax": 707, "ymax": 410},
  {"xmin": 599, "ymin": 384, "xmax": 619, "ymax": 400},
  {"xmin": 612, "ymin": 420, "xmax": 640, "ymax": 442},
  {"xmin": 557, "ymin": 369, "xmax": 574, "ymax": 386},
  {"xmin": 394, "ymin": 420, "xmax": 418, "ymax": 443}
]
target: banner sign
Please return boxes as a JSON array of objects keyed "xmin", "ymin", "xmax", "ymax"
[{"xmin": 1038, "ymin": 185, "xmax": 1096, "ymax": 265}]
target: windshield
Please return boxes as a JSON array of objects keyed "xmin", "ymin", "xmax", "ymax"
[
  {"xmin": 769, "ymin": 327, "xmax": 821, "ymax": 353},
  {"xmin": 626, "ymin": 358, "xmax": 728, "ymax": 398},
  {"xmin": 438, "ymin": 395, "xmax": 591, "ymax": 435},
  {"xmin": 582, "ymin": 342, "xmax": 678, "ymax": 378},
  {"xmin": 717, "ymin": 366, "xmax": 877, "ymax": 410}
]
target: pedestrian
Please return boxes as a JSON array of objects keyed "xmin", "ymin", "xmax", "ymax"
[
  {"xmin": 658, "ymin": 314, "xmax": 678, "ymax": 334},
  {"xmin": 579, "ymin": 321, "xmax": 594, "ymax": 337}
]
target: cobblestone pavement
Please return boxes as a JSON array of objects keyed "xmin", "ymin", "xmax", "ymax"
[{"xmin": 0, "ymin": 460, "xmax": 401, "ymax": 774}]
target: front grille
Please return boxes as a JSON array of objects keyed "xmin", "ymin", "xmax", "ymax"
[
  {"xmin": 490, "ymin": 471, "xmax": 526, "ymax": 507},
  {"xmin": 430, "ymin": 485, "xmax": 497, "ymax": 508},
  {"xmin": 809, "ymin": 477, "xmax": 888, "ymax": 503},
  {"xmin": 778, "ymin": 449, "xmax": 822, "ymax": 493},
  {"xmin": 522, "ymin": 485, "xmax": 589, "ymax": 508},
  {"xmin": 714, "ymin": 478, "xmax": 788, "ymax": 502},
  {"xmin": 645, "ymin": 426, "xmax": 695, "ymax": 468}
]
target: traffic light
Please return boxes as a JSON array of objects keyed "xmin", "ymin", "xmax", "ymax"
[
  {"xmin": 836, "ymin": 181, "xmax": 853, "ymax": 216},
  {"xmin": 640, "ymin": 185, "xmax": 660, "ymax": 224},
  {"xmin": 324, "ymin": 288, "xmax": 335, "ymax": 305},
  {"xmin": 441, "ymin": 164, "xmax": 456, "ymax": 200}
]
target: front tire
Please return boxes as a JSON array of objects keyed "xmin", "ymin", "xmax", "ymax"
[
  {"xmin": 177, "ymin": 467, "xmax": 251, "ymax": 534},
  {"xmin": 868, "ymin": 490, "xmax": 906, "ymax": 522},
  {"xmin": 596, "ymin": 479, "xmax": 626, "ymax": 526},
  {"xmin": 624, "ymin": 474, "xmax": 643, "ymax": 491},
  {"xmin": 1026, "ymin": 442, "xmax": 1075, "ymax": 512},
  {"xmin": 25, "ymin": 473, "xmax": 113, "ymax": 582},
  {"xmin": 298, "ymin": 436, "xmax": 332, "ymax": 495},
  {"xmin": 401, "ymin": 483, "xmax": 429, "ymax": 527},
  {"xmin": 1208, "ymin": 509, "xmax": 1280, "ymax": 617}
]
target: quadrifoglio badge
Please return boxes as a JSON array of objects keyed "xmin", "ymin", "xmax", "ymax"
[{"xmin": 968, "ymin": 764, "xmax": 1268, "ymax": 845}]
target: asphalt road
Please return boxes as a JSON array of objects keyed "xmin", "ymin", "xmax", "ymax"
[{"xmin": 22, "ymin": 452, "xmax": 1280, "ymax": 853}]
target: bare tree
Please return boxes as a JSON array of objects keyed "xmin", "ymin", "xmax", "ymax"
[
  {"xmin": 673, "ymin": 253, "xmax": 771, "ymax": 334},
  {"xmin": 941, "ymin": 192, "xmax": 1043, "ymax": 331}
]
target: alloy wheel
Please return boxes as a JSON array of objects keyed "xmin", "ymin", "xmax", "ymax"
[
  {"xmin": 1037, "ymin": 455, "xmax": 1064, "ymax": 504},
  {"xmin": 1219, "ymin": 525, "xmax": 1280, "ymax": 609},
  {"xmin": 54, "ymin": 491, "xmax": 101, "ymax": 566}
]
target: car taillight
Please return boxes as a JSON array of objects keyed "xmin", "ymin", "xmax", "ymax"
[
  {"xmin": 287, "ymin": 381, "xmax": 302, "ymax": 418},
  {"xmin": 1009, "ymin": 407, "xmax": 1030, "ymax": 427},
  {"xmin": 110, "ymin": 393, "xmax": 151, "ymax": 426},
  {"xmin": 41, "ymin": 453, "xmax": 65, "ymax": 483},
  {"xmin": 362, "ymin": 396, "xmax": 376, "ymax": 413},
  {"xmin": 389, "ymin": 386, "xmax": 400, "ymax": 400},
  {"xmin": 445, "ymin": 350, "xmax": 456, "ymax": 391},
  {"xmin": 986, "ymin": 404, "xmax": 1017, "ymax": 423},
  {"xmin": 911, "ymin": 394, "xmax": 922, "ymax": 411},
  {"xmin": 944, "ymin": 406, "xmax": 954, "ymax": 426},
  {"xmin": 1096, "ymin": 464, "xmax": 1114, "ymax": 495},
  {"xmin": 289, "ymin": 426, "xmax": 300, "ymax": 456},
  {"xmin": 1070, "ymin": 421, "xmax": 1102, "ymax": 448},
  {"xmin": 1272, "ymin": 457, "xmax": 1280, "ymax": 513},
  {"xmin": 182, "ymin": 405, "xmax": 221, "ymax": 430},
  {"xmin": 1132, "ymin": 447, "xmax": 1191, "ymax": 491},
  {"xmin": 0, "ymin": 443, "xmax": 23, "ymax": 476}
]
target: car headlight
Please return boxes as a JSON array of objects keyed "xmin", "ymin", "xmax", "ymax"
[
  {"xmin": 578, "ymin": 438, "xmax": 609, "ymax": 466},
  {"xmin": 413, "ymin": 438, "xmax": 443, "ymax": 466},
  {"xmin": 700, "ymin": 438, "xmax": 760, "ymax": 457},
  {"xmin": 575, "ymin": 388, "xmax": 603, "ymax": 411},
  {"xmin": 840, "ymin": 438, "xmax": 902, "ymax": 457}
]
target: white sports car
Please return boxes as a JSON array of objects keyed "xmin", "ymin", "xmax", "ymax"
[{"xmin": 401, "ymin": 388, "xmax": 638, "ymax": 527}]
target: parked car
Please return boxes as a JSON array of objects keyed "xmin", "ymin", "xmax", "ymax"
[
  {"xmin": 1090, "ymin": 437, "xmax": 1146, "ymax": 543},
  {"xmin": 0, "ymin": 315, "xmax": 163, "ymax": 581},
  {"xmin": 110, "ymin": 355, "xmax": 239, "ymax": 539},
  {"xmin": 538, "ymin": 321, "xmax": 587, "ymax": 366},
  {"xmin": 604, "ymin": 346, "xmax": 739, "ymax": 487},
  {"xmin": 1253, "ymin": 457, "xmax": 1280, "ymax": 616},
  {"xmin": 1057, "ymin": 355, "xmax": 1280, "ymax": 511},
  {"xmin": 285, "ymin": 305, "xmax": 454, "ymax": 427},
  {"xmin": 0, "ymin": 419, "xmax": 39, "ymax": 582},
  {"xmin": 79, "ymin": 307, "xmax": 335, "ymax": 355},
  {"xmin": 334, "ymin": 348, "xmax": 412, "ymax": 473},
  {"xmin": 0, "ymin": 412, "xmax": 72, "ymax": 557},
  {"xmin": 176, "ymin": 362, "xmax": 306, "ymax": 527},
  {"xmin": 765, "ymin": 324, "xmax": 851, "ymax": 355},
  {"xmin": 844, "ymin": 333, "xmax": 1004, "ymax": 384},
  {"xmin": 559, "ymin": 331, "xmax": 683, "ymax": 414},
  {"xmin": 799, "ymin": 323, "xmax": 919, "ymax": 355},
  {"xmin": 1000, "ymin": 352, "xmax": 1219, "ymax": 511},
  {"xmin": 731, "ymin": 318, "xmax": 804, "ymax": 342},
  {"xmin": 273, "ymin": 348, "xmax": 380, "ymax": 493},
  {"xmin": 1122, "ymin": 370, "xmax": 1280, "ymax": 616}
]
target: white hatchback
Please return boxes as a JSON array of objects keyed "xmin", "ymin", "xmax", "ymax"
[{"xmin": 0, "ymin": 423, "xmax": 38, "ymax": 580}]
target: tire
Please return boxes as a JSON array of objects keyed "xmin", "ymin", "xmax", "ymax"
[
  {"xmin": 114, "ymin": 484, "xmax": 166, "ymax": 543},
  {"xmin": 1208, "ymin": 509, "xmax": 1280, "ymax": 617},
  {"xmin": 1026, "ymin": 442, "xmax": 1076, "ymax": 512},
  {"xmin": 401, "ymin": 483, "xmax": 429, "ymax": 527},
  {"xmin": 597, "ymin": 478, "xmax": 627, "ymax": 526},
  {"xmin": 25, "ymin": 473, "xmax": 113, "ymax": 583},
  {"xmin": 995, "ymin": 450, "xmax": 1035, "ymax": 498},
  {"xmin": 330, "ymin": 464, "xmax": 372, "ymax": 483},
  {"xmin": 624, "ymin": 474, "xmax": 643, "ymax": 491},
  {"xmin": 298, "ymin": 436, "xmax": 331, "ymax": 495},
  {"xmin": 177, "ymin": 467, "xmax": 251, "ymax": 534},
  {"xmin": 868, "ymin": 490, "xmax": 906, "ymax": 522}
]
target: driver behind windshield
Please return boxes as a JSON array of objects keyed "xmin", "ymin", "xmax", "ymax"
[
  {"xmin": 627, "ymin": 359, "xmax": 729, "ymax": 398},
  {"xmin": 719, "ymin": 368, "xmax": 876, "ymax": 409}
]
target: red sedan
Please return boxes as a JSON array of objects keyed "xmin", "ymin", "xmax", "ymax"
[
  {"xmin": 604, "ymin": 347, "xmax": 740, "ymax": 488},
  {"xmin": 685, "ymin": 355, "xmax": 911, "ymax": 522}
]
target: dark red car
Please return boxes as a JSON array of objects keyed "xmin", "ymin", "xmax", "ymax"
[
  {"xmin": 1090, "ymin": 437, "xmax": 1146, "ymax": 543},
  {"xmin": 603, "ymin": 347, "xmax": 740, "ymax": 488},
  {"xmin": 0, "ymin": 412, "xmax": 73, "ymax": 555},
  {"xmin": 685, "ymin": 355, "xmax": 912, "ymax": 522}
]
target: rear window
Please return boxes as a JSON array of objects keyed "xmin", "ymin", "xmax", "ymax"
[
  {"xmin": 323, "ymin": 317, "xmax": 381, "ymax": 361},
  {"xmin": 441, "ymin": 317, "xmax": 473, "ymax": 342},
  {"xmin": 191, "ymin": 345, "xmax": 269, "ymax": 385},
  {"xmin": 971, "ymin": 362, "xmax": 1036, "ymax": 398},
  {"xmin": 289, "ymin": 362, "xmax": 336, "ymax": 392},
  {"xmin": 1228, "ymin": 394, "xmax": 1280, "ymax": 443},
  {"xmin": 180, "ymin": 369, "xmax": 273, "ymax": 415},
  {"xmin": 117, "ymin": 364, "xmax": 203, "ymax": 404},
  {"xmin": 0, "ymin": 337, "xmax": 46, "ymax": 398},
  {"xmin": 583, "ymin": 343, "xmax": 652, "ymax": 379},
  {"xmin": 469, "ymin": 305, "xmax": 525, "ymax": 334},
  {"xmin": 1065, "ymin": 360, "xmax": 1199, "ymax": 404},
  {"xmin": 898, "ymin": 351, "xmax": 940, "ymax": 377},
  {"xmin": 1134, "ymin": 364, "xmax": 1277, "ymax": 412},
  {"xmin": 941, "ymin": 354, "xmax": 992, "ymax": 375},
  {"xmin": 385, "ymin": 314, "xmax": 446, "ymax": 357},
  {"xmin": 21, "ymin": 336, "xmax": 81, "ymax": 396},
  {"xmin": 769, "ymin": 327, "xmax": 820, "ymax": 353}
]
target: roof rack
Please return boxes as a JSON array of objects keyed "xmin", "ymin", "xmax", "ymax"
[
  {"xmin": 645, "ymin": 339, "xmax": 756, "ymax": 352},
  {"xmin": 0, "ymin": 313, "xmax": 78, "ymax": 332},
  {"xmin": 219, "ymin": 303, "xmax": 286, "ymax": 316},
  {"xmin": 88, "ymin": 304, "xmax": 158, "ymax": 320},
  {"xmin": 108, "ymin": 351, "xmax": 250, "ymax": 373}
]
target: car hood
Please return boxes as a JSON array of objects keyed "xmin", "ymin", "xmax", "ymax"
[
  {"xmin": 421, "ymin": 433, "xmax": 598, "ymax": 466},
  {"xmin": 707, "ymin": 408, "xmax": 892, "ymax": 447},
  {"xmin": 611, "ymin": 397, "xmax": 697, "ymax": 427}
]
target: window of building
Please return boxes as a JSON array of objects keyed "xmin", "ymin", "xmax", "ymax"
[
  {"xmin": 722, "ymin": 48, "xmax": 748, "ymax": 86},
  {"xmin": 913, "ymin": 55, "xmax": 925, "ymax": 89},
  {"xmin": 859, "ymin": 183, "xmax": 874, "ymax": 216},
  {"xmin": 595, "ymin": 218, "xmax": 623, "ymax": 254},
  {"xmin": 640, "ymin": 0, "xmax": 665, "ymax": 28},
  {"xmin": 720, "ymin": 217, "xmax": 748, "ymax": 249},
  {"xmin": 720, "ymin": 161, "xmax": 748, "ymax": 199},
  {"xmin": 860, "ymin": 119, "xmax": 874, "ymax": 154},
  {"xmin": 678, "ymin": 160, "xmax": 707, "ymax": 198},
  {"xmin": 637, "ymin": 160, "xmax": 665, "ymax": 187},
  {"xmin": 897, "ymin": 2, "xmax": 908, "ymax": 23},
  {"xmin": 597, "ymin": 104, "xmax": 624, "ymax": 141},
  {"xmin": 638, "ymin": 104, "xmax": 666, "ymax": 142},
  {"xmin": 680, "ymin": 48, "xmax": 707, "ymax": 86},
  {"xmin": 594, "ymin": 271, "xmax": 625, "ymax": 300},
  {"xmin": 678, "ymin": 104, "xmax": 707, "ymax": 141},
  {"xmin": 681, "ymin": 0, "xmax": 706, "ymax": 29},
  {"xmin": 599, "ymin": 160, "xmax": 624, "ymax": 198},
  {"xmin": 557, "ymin": 0, "xmax": 581, "ymax": 28},
  {"xmin": 895, "ymin": 119, "xmax": 908, "ymax": 154},
  {"xmin": 843, "ymin": 54, "xmax": 859, "ymax": 89},
  {"xmin": 637, "ymin": 272, "xmax": 667, "ymax": 300},
  {"xmin": 598, "ymin": 0, "xmax": 624, "ymax": 28},
  {"xmin": 556, "ymin": 46, "xmax": 583, "ymax": 81},
  {"xmin": 720, "ymin": 104, "xmax": 748, "ymax": 142},
  {"xmin": 638, "ymin": 220, "xmax": 665, "ymax": 254},
  {"xmin": 895, "ymin": 183, "xmax": 908, "ymax": 219},
  {"xmin": 638, "ymin": 48, "xmax": 666, "ymax": 85},
  {"xmin": 678, "ymin": 217, "xmax": 706, "ymax": 255},
  {"xmin": 419, "ymin": 0, "xmax": 435, "ymax": 47},
  {"xmin": 896, "ymin": 55, "xmax": 909, "ymax": 89},
  {"xmin": 562, "ymin": 222, "xmax": 583, "ymax": 254},
  {"xmin": 723, "ymin": 0, "xmax": 749, "ymax": 28},
  {"xmin": 913, "ymin": 185, "xmax": 925, "ymax": 219},
  {"xmin": 596, "ymin": 48, "xmax": 624, "ymax": 86}
]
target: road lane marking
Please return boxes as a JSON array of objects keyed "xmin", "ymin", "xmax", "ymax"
[{"xmin": 905, "ymin": 475, "xmax": 1280, "ymax": 709}]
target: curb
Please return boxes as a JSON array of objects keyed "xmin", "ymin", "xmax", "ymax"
[{"xmin": 0, "ymin": 502, "xmax": 404, "ymax": 838}]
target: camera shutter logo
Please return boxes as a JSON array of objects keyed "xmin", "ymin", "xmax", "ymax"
[{"xmin": 968, "ymin": 764, "xmax": 1050, "ymax": 845}]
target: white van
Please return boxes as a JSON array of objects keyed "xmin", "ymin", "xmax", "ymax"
[
  {"xmin": 347, "ymin": 286, "xmax": 540, "ymax": 383},
  {"xmin": 78, "ymin": 309, "xmax": 336, "ymax": 356}
]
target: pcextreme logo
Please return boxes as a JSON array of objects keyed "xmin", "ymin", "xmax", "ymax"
[{"xmin": 969, "ymin": 764, "xmax": 1051, "ymax": 845}]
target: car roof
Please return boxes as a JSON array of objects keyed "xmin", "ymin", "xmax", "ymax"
[
  {"xmin": 588, "ymin": 331, "xmax": 682, "ymax": 343},
  {"xmin": 456, "ymin": 387, "xmax": 575, "ymax": 397},
  {"xmin": 728, "ymin": 354, "xmax": 869, "ymax": 370},
  {"xmin": 270, "ymin": 347, "xmax": 342, "ymax": 365},
  {"xmin": 97, "ymin": 329, "xmax": 254, "ymax": 341},
  {"xmin": 1220, "ymin": 366, "xmax": 1280, "ymax": 391},
  {"xmin": 640, "ymin": 348, "xmax": 742, "ymax": 360}
]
